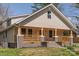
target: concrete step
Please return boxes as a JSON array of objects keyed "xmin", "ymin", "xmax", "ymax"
[{"xmin": 47, "ymin": 41, "xmax": 62, "ymax": 48}]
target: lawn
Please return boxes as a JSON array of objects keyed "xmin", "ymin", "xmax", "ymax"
[{"xmin": 0, "ymin": 47, "xmax": 76, "ymax": 56}]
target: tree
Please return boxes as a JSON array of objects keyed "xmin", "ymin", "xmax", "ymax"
[
  {"xmin": 32, "ymin": 3, "xmax": 59, "ymax": 12},
  {"xmin": 0, "ymin": 4, "xmax": 10, "ymax": 30},
  {"xmin": 73, "ymin": 4, "xmax": 79, "ymax": 24},
  {"xmin": 0, "ymin": 4, "xmax": 9, "ymax": 22},
  {"xmin": 74, "ymin": 3, "xmax": 79, "ymax": 8}
]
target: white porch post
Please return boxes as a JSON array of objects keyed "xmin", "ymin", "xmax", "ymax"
[
  {"xmin": 41, "ymin": 28, "xmax": 44, "ymax": 37},
  {"xmin": 17, "ymin": 27, "xmax": 21, "ymax": 36},
  {"xmin": 54, "ymin": 29, "xmax": 58, "ymax": 42},
  {"xmin": 40, "ymin": 28, "xmax": 45, "ymax": 42},
  {"xmin": 17, "ymin": 27, "xmax": 23, "ymax": 48},
  {"xmin": 70, "ymin": 31, "xmax": 73, "ymax": 46}
]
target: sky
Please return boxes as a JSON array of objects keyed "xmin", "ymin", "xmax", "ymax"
[
  {"xmin": 3, "ymin": 3, "xmax": 79, "ymax": 25},
  {"xmin": 8, "ymin": 3, "xmax": 79, "ymax": 17},
  {"xmin": 8, "ymin": 3, "xmax": 33, "ymax": 16},
  {"xmin": 59, "ymin": 3, "xmax": 79, "ymax": 16}
]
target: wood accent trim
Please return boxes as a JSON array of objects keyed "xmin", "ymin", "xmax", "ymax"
[
  {"xmin": 70, "ymin": 31, "xmax": 73, "ymax": 38},
  {"xmin": 55, "ymin": 29, "xmax": 58, "ymax": 36},
  {"xmin": 40, "ymin": 28, "xmax": 44, "ymax": 37}
]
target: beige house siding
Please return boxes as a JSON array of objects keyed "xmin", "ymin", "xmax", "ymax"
[
  {"xmin": 0, "ymin": 29, "xmax": 14, "ymax": 43},
  {"xmin": 21, "ymin": 7, "xmax": 70, "ymax": 30},
  {"xmin": 0, "ymin": 27, "xmax": 15, "ymax": 47},
  {"xmin": 7, "ymin": 28, "xmax": 15, "ymax": 43},
  {"xmin": 0, "ymin": 33, "xmax": 4, "ymax": 45}
]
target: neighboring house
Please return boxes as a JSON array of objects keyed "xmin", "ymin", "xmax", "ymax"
[{"xmin": 0, "ymin": 4, "xmax": 78, "ymax": 48}]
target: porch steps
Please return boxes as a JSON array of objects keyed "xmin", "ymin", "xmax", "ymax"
[{"xmin": 47, "ymin": 41, "xmax": 62, "ymax": 48}]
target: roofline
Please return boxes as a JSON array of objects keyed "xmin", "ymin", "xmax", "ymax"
[
  {"xmin": 0, "ymin": 14, "xmax": 30, "ymax": 25},
  {"xmin": 9, "ymin": 14, "xmax": 30, "ymax": 19},
  {"xmin": 50, "ymin": 4, "xmax": 77, "ymax": 30},
  {"xmin": 16, "ymin": 4, "xmax": 77, "ymax": 29},
  {"xmin": 15, "ymin": 4, "xmax": 52, "ymax": 24},
  {"xmin": 0, "ymin": 4, "xmax": 77, "ymax": 33}
]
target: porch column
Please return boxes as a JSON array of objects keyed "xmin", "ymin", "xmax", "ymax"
[
  {"xmin": 70, "ymin": 30, "xmax": 73, "ymax": 46},
  {"xmin": 54, "ymin": 29, "xmax": 58, "ymax": 42},
  {"xmin": 40, "ymin": 28, "xmax": 45, "ymax": 42},
  {"xmin": 17, "ymin": 27, "xmax": 21, "ymax": 36},
  {"xmin": 41, "ymin": 28, "xmax": 44, "ymax": 37},
  {"xmin": 17, "ymin": 27, "xmax": 23, "ymax": 48}
]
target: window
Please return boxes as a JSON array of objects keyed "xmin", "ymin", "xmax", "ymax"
[
  {"xmin": 39, "ymin": 30, "xmax": 41, "ymax": 35},
  {"xmin": 7, "ymin": 18, "xmax": 11, "ymax": 26},
  {"xmin": 28, "ymin": 29, "xmax": 32, "ymax": 35},
  {"xmin": 49, "ymin": 30, "xmax": 52, "ymax": 37},
  {"xmin": 48, "ymin": 11, "xmax": 51, "ymax": 19},
  {"xmin": 21, "ymin": 28, "xmax": 26, "ymax": 34},
  {"xmin": 76, "ymin": 25, "xmax": 79, "ymax": 28},
  {"xmin": 63, "ymin": 31, "xmax": 70, "ymax": 36}
]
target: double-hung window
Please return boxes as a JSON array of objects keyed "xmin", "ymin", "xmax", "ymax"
[{"xmin": 48, "ymin": 11, "xmax": 51, "ymax": 19}]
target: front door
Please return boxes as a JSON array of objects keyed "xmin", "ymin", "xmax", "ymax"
[
  {"xmin": 41, "ymin": 42, "xmax": 47, "ymax": 47},
  {"xmin": 49, "ymin": 30, "xmax": 52, "ymax": 38}
]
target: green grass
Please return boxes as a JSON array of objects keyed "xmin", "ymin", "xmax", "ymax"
[
  {"xmin": 0, "ymin": 47, "xmax": 76, "ymax": 56},
  {"xmin": 71, "ymin": 43, "xmax": 79, "ymax": 55}
]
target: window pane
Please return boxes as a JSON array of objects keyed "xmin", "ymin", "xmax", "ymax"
[
  {"xmin": 21, "ymin": 28, "xmax": 26, "ymax": 34},
  {"xmin": 48, "ymin": 11, "xmax": 51, "ymax": 19},
  {"xmin": 63, "ymin": 30, "xmax": 70, "ymax": 36},
  {"xmin": 28, "ymin": 29, "xmax": 32, "ymax": 35}
]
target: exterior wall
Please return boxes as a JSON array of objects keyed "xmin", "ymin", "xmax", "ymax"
[
  {"xmin": 0, "ymin": 33, "xmax": 4, "ymax": 47},
  {"xmin": 0, "ymin": 26, "xmax": 74, "ymax": 48},
  {"xmin": 22, "ymin": 41, "xmax": 41, "ymax": 48},
  {"xmin": 22, "ymin": 7, "xmax": 70, "ymax": 30},
  {"xmin": 20, "ymin": 27, "xmax": 55, "ymax": 42},
  {"xmin": 73, "ymin": 34, "xmax": 79, "ymax": 43},
  {"xmin": 0, "ymin": 27, "xmax": 16, "ymax": 48},
  {"xmin": 7, "ymin": 28, "xmax": 15, "ymax": 43},
  {"xmin": 17, "ymin": 27, "xmax": 73, "ymax": 48},
  {"xmin": 74, "ymin": 37, "xmax": 79, "ymax": 43}
]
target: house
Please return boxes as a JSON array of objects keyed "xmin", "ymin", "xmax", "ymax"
[{"xmin": 0, "ymin": 4, "xmax": 78, "ymax": 48}]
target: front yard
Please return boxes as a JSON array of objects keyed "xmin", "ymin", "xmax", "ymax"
[{"xmin": 0, "ymin": 47, "xmax": 76, "ymax": 56}]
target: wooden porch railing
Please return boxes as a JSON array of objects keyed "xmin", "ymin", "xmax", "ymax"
[
  {"xmin": 23, "ymin": 36, "xmax": 40, "ymax": 41},
  {"xmin": 58, "ymin": 36, "xmax": 70, "ymax": 43},
  {"xmin": 23, "ymin": 35, "xmax": 54, "ymax": 41},
  {"xmin": 23, "ymin": 35, "xmax": 70, "ymax": 42}
]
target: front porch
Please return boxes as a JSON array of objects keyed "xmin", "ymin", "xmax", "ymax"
[{"xmin": 16, "ymin": 26, "xmax": 74, "ymax": 48}]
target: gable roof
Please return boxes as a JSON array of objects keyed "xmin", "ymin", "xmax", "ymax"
[
  {"xmin": 0, "ymin": 14, "xmax": 30, "ymax": 24},
  {"xmin": 0, "ymin": 4, "xmax": 77, "ymax": 33},
  {"xmin": 10, "ymin": 14, "xmax": 30, "ymax": 19},
  {"xmin": 16, "ymin": 4, "xmax": 77, "ymax": 29}
]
